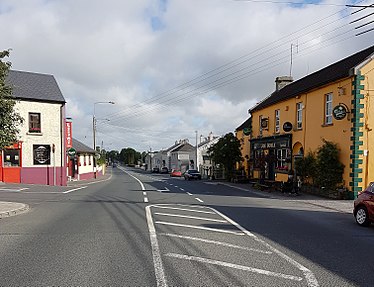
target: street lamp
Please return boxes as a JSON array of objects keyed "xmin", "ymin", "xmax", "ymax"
[{"xmin": 93, "ymin": 101, "xmax": 115, "ymax": 151}]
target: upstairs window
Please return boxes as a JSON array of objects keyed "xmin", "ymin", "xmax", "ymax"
[
  {"xmin": 275, "ymin": 109, "xmax": 280, "ymax": 133},
  {"xmin": 259, "ymin": 115, "xmax": 263, "ymax": 136},
  {"xmin": 325, "ymin": 93, "xmax": 333, "ymax": 125},
  {"xmin": 296, "ymin": 102, "xmax": 303, "ymax": 129},
  {"xmin": 29, "ymin": 112, "xmax": 41, "ymax": 133}
]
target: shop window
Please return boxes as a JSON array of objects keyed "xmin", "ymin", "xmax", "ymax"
[
  {"xmin": 275, "ymin": 149, "xmax": 290, "ymax": 172},
  {"xmin": 275, "ymin": 109, "xmax": 280, "ymax": 133},
  {"xmin": 254, "ymin": 150, "xmax": 265, "ymax": 169},
  {"xmin": 325, "ymin": 93, "xmax": 333, "ymax": 125},
  {"xmin": 296, "ymin": 102, "xmax": 303, "ymax": 129},
  {"xmin": 29, "ymin": 112, "xmax": 41, "ymax": 133},
  {"xmin": 3, "ymin": 149, "xmax": 20, "ymax": 167}
]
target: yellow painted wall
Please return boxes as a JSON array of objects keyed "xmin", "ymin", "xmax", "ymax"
[
  {"xmin": 236, "ymin": 129, "xmax": 250, "ymax": 176},
  {"xmin": 360, "ymin": 58, "xmax": 374, "ymax": 189},
  {"xmin": 251, "ymin": 77, "xmax": 354, "ymax": 188}
]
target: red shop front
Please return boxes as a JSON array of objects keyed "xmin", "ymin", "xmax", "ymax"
[{"xmin": 0, "ymin": 142, "xmax": 22, "ymax": 183}]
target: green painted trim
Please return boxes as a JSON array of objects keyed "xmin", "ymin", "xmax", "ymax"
[
  {"xmin": 349, "ymin": 181, "xmax": 358, "ymax": 187},
  {"xmin": 352, "ymin": 177, "xmax": 363, "ymax": 183},
  {"xmin": 350, "ymin": 163, "xmax": 359, "ymax": 168}
]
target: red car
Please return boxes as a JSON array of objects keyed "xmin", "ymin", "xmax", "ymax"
[
  {"xmin": 170, "ymin": 170, "xmax": 182, "ymax": 177},
  {"xmin": 353, "ymin": 182, "xmax": 374, "ymax": 226}
]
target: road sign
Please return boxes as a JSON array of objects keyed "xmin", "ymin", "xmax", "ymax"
[{"xmin": 67, "ymin": 147, "xmax": 76, "ymax": 157}]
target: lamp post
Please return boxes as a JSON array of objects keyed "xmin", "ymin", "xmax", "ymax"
[{"xmin": 93, "ymin": 101, "xmax": 114, "ymax": 151}]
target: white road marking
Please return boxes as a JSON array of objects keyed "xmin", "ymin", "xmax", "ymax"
[
  {"xmin": 0, "ymin": 187, "xmax": 29, "ymax": 192},
  {"xmin": 155, "ymin": 221, "xmax": 244, "ymax": 235},
  {"xmin": 157, "ymin": 188, "xmax": 170, "ymax": 192},
  {"xmin": 19, "ymin": 188, "xmax": 29, "ymax": 191},
  {"xmin": 120, "ymin": 169, "xmax": 145, "ymax": 191},
  {"xmin": 186, "ymin": 192, "xmax": 193, "ymax": 196},
  {"xmin": 165, "ymin": 253, "xmax": 303, "ymax": 282},
  {"xmin": 144, "ymin": 197, "xmax": 149, "ymax": 203},
  {"xmin": 160, "ymin": 233, "xmax": 272, "ymax": 255},
  {"xmin": 153, "ymin": 206, "xmax": 215, "ymax": 214},
  {"xmin": 63, "ymin": 186, "xmax": 87, "ymax": 194},
  {"xmin": 143, "ymin": 192, "xmax": 147, "ymax": 196},
  {"xmin": 180, "ymin": 188, "xmax": 185, "ymax": 191},
  {"xmin": 146, "ymin": 206, "xmax": 168, "ymax": 287},
  {"xmin": 213, "ymin": 208, "xmax": 319, "ymax": 287},
  {"xmin": 195, "ymin": 198, "xmax": 203, "ymax": 203},
  {"xmin": 154, "ymin": 212, "xmax": 227, "ymax": 223}
]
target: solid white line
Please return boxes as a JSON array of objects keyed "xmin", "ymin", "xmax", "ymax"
[
  {"xmin": 144, "ymin": 197, "xmax": 149, "ymax": 203},
  {"xmin": 63, "ymin": 186, "xmax": 87, "ymax": 194},
  {"xmin": 160, "ymin": 233, "xmax": 272, "ymax": 254},
  {"xmin": 19, "ymin": 188, "xmax": 29, "ymax": 191},
  {"xmin": 195, "ymin": 198, "xmax": 204, "ymax": 203},
  {"xmin": 154, "ymin": 212, "xmax": 227, "ymax": 223},
  {"xmin": 155, "ymin": 221, "xmax": 244, "ymax": 235},
  {"xmin": 121, "ymin": 169, "xmax": 145, "ymax": 191},
  {"xmin": 145, "ymin": 206, "xmax": 168, "ymax": 287},
  {"xmin": 165, "ymin": 253, "xmax": 303, "ymax": 282},
  {"xmin": 153, "ymin": 206, "xmax": 215, "ymax": 214},
  {"xmin": 212, "ymin": 208, "xmax": 319, "ymax": 287},
  {"xmin": 186, "ymin": 192, "xmax": 193, "ymax": 196}
]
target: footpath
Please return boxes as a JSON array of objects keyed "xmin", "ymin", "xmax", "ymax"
[{"xmin": 218, "ymin": 182, "xmax": 354, "ymax": 214}]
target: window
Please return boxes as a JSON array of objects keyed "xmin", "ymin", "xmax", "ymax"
[
  {"xmin": 3, "ymin": 149, "xmax": 20, "ymax": 167},
  {"xmin": 296, "ymin": 102, "xmax": 303, "ymax": 129},
  {"xmin": 259, "ymin": 115, "xmax": 263, "ymax": 136},
  {"xmin": 276, "ymin": 149, "xmax": 290, "ymax": 172},
  {"xmin": 29, "ymin": 112, "xmax": 41, "ymax": 133},
  {"xmin": 325, "ymin": 93, "xmax": 333, "ymax": 125},
  {"xmin": 275, "ymin": 109, "xmax": 280, "ymax": 133}
]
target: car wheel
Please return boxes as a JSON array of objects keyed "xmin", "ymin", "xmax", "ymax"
[{"xmin": 355, "ymin": 206, "xmax": 370, "ymax": 227}]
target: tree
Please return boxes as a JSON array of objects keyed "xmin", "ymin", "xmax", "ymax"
[
  {"xmin": 0, "ymin": 50, "xmax": 23, "ymax": 149},
  {"xmin": 119, "ymin": 147, "xmax": 140, "ymax": 165},
  {"xmin": 314, "ymin": 139, "xmax": 344, "ymax": 190},
  {"xmin": 107, "ymin": 150, "xmax": 119, "ymax": 162},
  {"xmin": 208, "ymin": 132, "xmax": 242, "ymax": 180},
  {"xmin": 294, "ymin": 151, "xmax": 317, "ymax": 184}
]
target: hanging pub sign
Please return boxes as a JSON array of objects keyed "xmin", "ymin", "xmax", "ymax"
[
  {"xmin": 261, "ymin": 118, "xmax": 269, "ymax": 129},
  {"xmin": 33, "ymin": 144, "xmax": 51, "ymax": 165},
  {"xmin": 283, "ymin": 122, "xmax": 293, "ymax": 132},
  {"xmin": 243, "ymin": 127, "xmax": 251, "ymax": 136},
  {"xmin": 333, "ymin": 104, "xmax": 348, "ymax": 120}
]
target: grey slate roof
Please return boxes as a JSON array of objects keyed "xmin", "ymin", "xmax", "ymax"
[
  {"xmin": 72, "ymin": 138, "xmax": 95, "ymax": 154},
  {"xmin": 6, "ymin": 70, "xmax": 65, "ymax": 103},
  {"xmin": 249, "ymin": 45, "xmax": 374, "ymax": 113},
  {"xmin": 172, "ymin": 142, "xmax": 195, "ymax": 152}
]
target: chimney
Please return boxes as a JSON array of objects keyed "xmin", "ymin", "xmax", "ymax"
[{"xmin": 275, "ymin": 76, "xmax": 293, "ymax": 91}]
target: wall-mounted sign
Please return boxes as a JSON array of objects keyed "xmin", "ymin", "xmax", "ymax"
[
  {"xmin": 66, "ymin": 121, "xmax": 73, "ymax": 148},
  {"xmin": 67, "ymin": 147, "xmax": 77, "ymax": 158},
  {"xmin": 33, "ymin": 145, "xmax": 51, "ymax": 165},
  {"xmin": 243, "ymin": 128, "xmax": 251, "ymax": 136},
  {"xmin": 261, "ymin": 118, "xmax": 269, "ymax": 129},
  {"xmin": 333, "ymin": 104, "xmax": 348, "ymax": 120},
  {"xmin": 283, "ymin": 122, "xmax": 293, "ymax": 132}
]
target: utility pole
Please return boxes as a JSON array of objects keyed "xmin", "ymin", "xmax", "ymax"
[{"xmin": 195, "ymin": 130, "xmax": 198, "ymax": 171}]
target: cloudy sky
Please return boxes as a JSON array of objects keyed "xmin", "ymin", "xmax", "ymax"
[{"xmin": 1, "ymin": 0, "xmax": 373, "ymax": 152}]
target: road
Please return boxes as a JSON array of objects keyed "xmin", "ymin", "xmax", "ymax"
[{"xmin": 0, "ymin": 166, "xmax": 373, "ymax": 286}]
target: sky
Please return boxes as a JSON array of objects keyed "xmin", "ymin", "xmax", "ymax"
[{"xmin": 1, "ymin": 0, "xmax": 373, "ymax": 152}]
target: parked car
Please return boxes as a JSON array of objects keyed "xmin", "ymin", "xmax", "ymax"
[
  {"xmin": 170, "ymin": 169, "xmax": 182, "ymax": 177},
  {"xmin": 152, "ymin": 167, "xmax": 160, "ymax": 173},
  {"xmin": 160, "ymin": 167, "xmax": 169, "ymax": 174},
  {"xmin": 184, "ymin": 169, "xmax": 202, "ymax": 180},
  {"xmin": 353, "ymin": 182, "xmax": 374, "ymax": 226}
]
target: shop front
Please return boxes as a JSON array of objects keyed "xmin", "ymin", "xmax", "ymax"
[
  {"xmin": 1, "ymin": 142, "xmax": 22, "ymax": 183},
  {"xmin": 250, "ymin": 134, "xmax": 292, "ymax": 182}
]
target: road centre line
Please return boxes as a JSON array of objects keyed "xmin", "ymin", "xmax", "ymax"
[
  {"xmin": 154, "ymin": 212, "xmax": 227, "ymax": 223},
  {"xmin": 165, "ymin": 253, "xmax": 303, "ymax": 282},
  {"xmin": 145, "ymin": 206, "xmax": 168, "ymax": 287},
  {"xmin": 143, "ymin": 192, "xmax": 147, "ymax": 196},
  {"xmin": 212, "ymin": 208, "xmax": 319, "ymax": 286},
  {"xmin": 180, "ymin": 188, "xmax": 185, "ymax": 191},
  {"xmin": 144, "ymin": 197, "xmax": 149, "ymax": 203},
  {"xmin": 159, "ymin": 233, "xmax": 272, "ymax": 254},
  {"xmin": 155, "ymin": 221, "xmax": 244, "ymax": 235},
  {"xmin": 186, "ymin": 192, "xmax": 193, "ymax": 196},
  {"xmin": 153, "ymin": 206, "xmax": 215, "ymax": 214},
  {"xmin": 195, "ymin": 198, "xmax": 204, "ymax": 203},
  {"xmin": 63, "ymin": 186, "xmax": 87, "ymax": 194},
  {"xmin": 120, "ymin": 168, "xmax": 145, "ymax": 191}
]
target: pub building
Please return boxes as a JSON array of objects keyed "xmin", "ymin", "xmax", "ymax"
[{"xmin": 247, "ymin": 45, "xmax": 374, "ymax": 198}]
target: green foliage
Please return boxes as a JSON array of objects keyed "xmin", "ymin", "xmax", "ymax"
[
  {"xmin": 295, "ymin": 151, "xmax": 317, "ymax": 183},
  {"xmin": 314, "ymin": 139, "xmax": 344, "ymax": 190},
  {"xmin": 208, "ymin": 132, "xmax": 243, "ymax": 180},
  {"xmin": 0, "ymin": 49, "xmax": 23, "ymax": 149},
  {"xmin": 119, "ymin": 147, "xmax": 141, "ymax": 165},
  {"xmin": 107, "ymin": 150, "xmax": 119, "ymax": 162},
  {"xmin": 97, "ymin": 149, "xmax": 107, "ymax": 165}
]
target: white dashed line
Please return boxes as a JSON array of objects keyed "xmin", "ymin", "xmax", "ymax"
[
  {"xmin": 195, "ymin": 198, "xmax": 203, "ymax": 203},
  {"xmin": 144, "ymin": 197, "xmax": 149, "ymax": 203},
  {"xmin": 165, "ymin": 253, "xmax": 303, "ymax": 282},
  {"xmin": 186, "ymin": 192, "xmax": 193, "ymax": 196},
  {"xmin": 143, "ymin": 192, "xmax": 147, "ymax": 196},
  {"xmin": 180, "ymin": 188, "xmax": 185, "ymax": 191},
  {"xmin": 63, "ymin": 186, "xmax": 87, "ymax": 194}
]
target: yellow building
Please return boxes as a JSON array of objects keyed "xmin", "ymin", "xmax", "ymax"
[
  {"xmin": 235, "ymin": 117, "xmax": 252, "ymax": 176},
  {"xmin": 248, "ymin": 45, "xmax": 374, "ymax": 199}
]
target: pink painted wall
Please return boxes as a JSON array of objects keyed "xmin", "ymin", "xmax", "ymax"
[
  {"xmin": 79, "ymin": 172, "xmax": 95, "ymax": 180},
  {"xmin": 21, "ymin": 167, "xmax": 67, "ymax": 186}
]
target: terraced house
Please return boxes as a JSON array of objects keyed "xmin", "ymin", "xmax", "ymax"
[{"xmin": 247, "ymin": 45, "xmax": 374, "ymax": 199}]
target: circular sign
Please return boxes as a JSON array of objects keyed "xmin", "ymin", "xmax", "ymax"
[
  {"xmin": 243, "ymin": 128, "xmax": 251, "ymax": 136},
  {"xmin": 67, "ymin": 147, "xmax": 76, "ymax": 157},
  {"xmin": 283, "ymin": 122, "xmax": 293, "ymax": 132},
  {"xmin": 333, "ymin": 104, "xmax": 348, "ymax": 120}
]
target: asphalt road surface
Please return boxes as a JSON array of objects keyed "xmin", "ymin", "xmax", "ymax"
[{"xmin": 0, "ymin": 166, "xmax": 373, "ymax": 286}]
